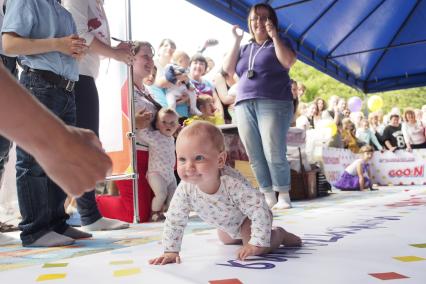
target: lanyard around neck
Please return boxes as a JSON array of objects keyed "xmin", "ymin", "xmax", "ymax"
[
  {"xmin": 134, "ymin": 84, "xmax": 162, "ymax": 110},
  {"xmin": 248, "ymin": 40, "xmax": 269, "ymax": 71}
]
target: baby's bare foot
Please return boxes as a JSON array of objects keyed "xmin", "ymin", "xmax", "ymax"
[{"xmin": 278, "ymin": 227, "xmax": 302, "ymax": 247}]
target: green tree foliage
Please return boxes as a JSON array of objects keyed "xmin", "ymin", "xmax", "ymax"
[{"xmin": 290, "ymin": 61, "xmax": 426, "ymax": 112}]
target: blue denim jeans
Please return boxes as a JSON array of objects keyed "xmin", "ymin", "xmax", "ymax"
[
  {"xmin": 235, "ymin": 99, "xmax": 293, "ymax": 193},
  {"xmin": 17, "ymin": 71, "xmax": 76, "ymax": 245},
  {"xmin": 74, "ymin": 75, "xmax": 102, "ymax": 226}
]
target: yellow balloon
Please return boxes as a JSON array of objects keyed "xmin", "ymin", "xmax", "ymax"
[
  {"xmin": 368, "ymin": 95, "xmax": 383, "ymax": 112},
  {"xmin": 319, "ymin": 120, "xmax": 337, "ymax": 136},
  {"xmin": 326, "ymin": 121, "xmax": 337, "ymax": 136}
]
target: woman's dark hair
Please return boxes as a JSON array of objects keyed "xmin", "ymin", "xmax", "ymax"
[
  {"xmin": 314, "ymin": 97, "xmax": 328, "ymax": 111},
  {"xmin": 403, "ymin": 107, "xmax": 415, "ymax": 122},
  {"xmin": 158, "ymin": 38, "xmax": 176, "ymax": 50},
  {"xmin": 133, "ymin": 41, "xmax": 155, "ymax": 57},
  {"xmin": 247, "ymin": 3, "xmax": 279, "ymax": 39},
  {"xmin": 190, "ymin": 54, "xmax": 208, "ymax": 71}
]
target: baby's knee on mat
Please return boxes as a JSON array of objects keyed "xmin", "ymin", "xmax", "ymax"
[{"xmin": 217, "ymin": 230, "xmax": 242, "ymax": 245}]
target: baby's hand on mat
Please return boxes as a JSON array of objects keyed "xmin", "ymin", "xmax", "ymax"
[
  {"xmin": 237, "ymin": 244, "xmax": 268, "ymax": 261},
  {"xmin": 149, "ymin": 252, "xmax": 181, "ymax": 265}
]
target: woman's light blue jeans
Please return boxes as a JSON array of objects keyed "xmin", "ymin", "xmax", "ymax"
[{"xmin": 235, "ymin": 99, "xmax": 293, "ymax": 193}]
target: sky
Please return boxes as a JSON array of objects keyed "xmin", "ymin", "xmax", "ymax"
[{"xmin": 104, "ymin": 0, "xmax": 249, "ymax": 77}]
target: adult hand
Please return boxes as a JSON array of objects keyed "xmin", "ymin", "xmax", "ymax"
[
  {"xmin": 333, "ymin": 104, "xmax": 339, "ymax": 114},
  {"xmin": 237, "ymin": 244, "xmax": 268, "ymax": 261},
  {"xmin": 56, "ymin": 34, "xmax": 87, "ymax": 59},
  {"xmin": 35, "ymin": 126, "xmax": 112, "ymax": 197},
  {"xmin": 175, "ymin": 73, "xmax": 189, "ymax": 84},
  {"xmin": 112, "ymin": 46, "xmax": 134, "ymax": 65},
  {"xmin": 149, "ymin": 252, "xmax": 181, "ymax": 265},
  {"xmin": 202, "ymin": 38, "xmax": 219, "ymax": 49},
  {"xmin": 265, "ymin": 19, "xmax": 279, "ymax": 39},
  {"xmin": 232, "ymin": 25, "xmax": 244, "ymax": 42},
  {"xmin": 116, "ymin": 41, "xmax": 132, "ymax": 50},
  {"xmin": 135, "ymin": 109, "xmax": 153, "ymax": 129}
]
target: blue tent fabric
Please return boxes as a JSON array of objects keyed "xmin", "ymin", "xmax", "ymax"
[{"xmin": 186, "ymin": 0, "xmax": 426, "ymax": 93}]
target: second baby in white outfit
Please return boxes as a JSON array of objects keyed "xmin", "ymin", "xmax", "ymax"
[{"xmin": 138, "ymin": 108, "xmax": 180, "ymax": 221}]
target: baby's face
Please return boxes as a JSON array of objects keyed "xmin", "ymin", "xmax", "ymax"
[
  {"xmin": 200, "ymin": 101, "xmax": 216, "ymax": 116},
  {"xmin": 156, "ymin": 113, "xmax": 179, "ymax": 137},
  {"xmin": 363, "ymin": 151, "xmax": 373, "ymax": 161},
  {"xmin": 177, "ymin": 57, "xmax": 190, "ymax": 69},
  {"xmin": 176, "ymin": 134, "xmax": 225, "ymax": 193}
]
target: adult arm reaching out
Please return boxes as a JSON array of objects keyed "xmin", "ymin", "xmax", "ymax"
[
  {"xmin": 0, "ymin": 66, "xmax": 112, "ymax": 197},
  {"xmin": 222, "ymin": 25, "xmax": 244, "ymax": 78}
]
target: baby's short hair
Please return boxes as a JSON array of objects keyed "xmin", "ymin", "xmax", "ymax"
[
  {"xmin": 172, "ymin": 50, "xmax": 190, "ymax": 65},
  {"xmin": 178, "ymin": 121, "xmax": 225, "ymax": 152},
  {"xmin": 152, "ymin": 108, "xmax": 179, "ymax": 129},
  {"xmin": 158, "ymin": 107, "xmax": 179, "ymax": 118},
  {"xmin": 196, "ymin": 95, "xmax": 213, "ymax": 109}
]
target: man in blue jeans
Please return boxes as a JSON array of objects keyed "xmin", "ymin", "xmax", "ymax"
[{"xmin": 2, "ymin": 0, "xmax": 94, "ymax": 247}]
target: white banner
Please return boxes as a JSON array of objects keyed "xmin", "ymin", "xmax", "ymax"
[
  {"xmin": 320, "ymin": 147, "xmax": 426, "ymax": 186},
  {"xmin": 2, "ymin": 189, "xmax": 426, "ymax": 283},
  {"xmin": 96, "ymin": 2, "xmax": 133, "ymax": 175}
]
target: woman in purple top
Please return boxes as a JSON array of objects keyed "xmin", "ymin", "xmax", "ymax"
[{"xmin": 223, "ymin": 3, "xmax": 297, "ymax": 209}]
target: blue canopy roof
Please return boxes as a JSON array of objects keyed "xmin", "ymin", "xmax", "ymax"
[{"xmin": 186, "ymin": 0, "xmax": 426, "ymax": 93}]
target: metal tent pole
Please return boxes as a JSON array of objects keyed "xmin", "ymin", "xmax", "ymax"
[{"xmin": 125, "ymin": 0, "xmax": 140, "ymax": 223}]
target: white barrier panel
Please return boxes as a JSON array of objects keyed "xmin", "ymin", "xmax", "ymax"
[
  {"xmin": 320, "ymin": 147, "xmax": 426, "ymax": 186},
  {"xmin": 97, "ymin": 2, "xmax": 132, "ymax": 176}
]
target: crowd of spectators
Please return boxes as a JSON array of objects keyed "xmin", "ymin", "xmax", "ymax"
[{"xmin": 292, "ymin": 88, "xmax": 426, "ymax": 153}]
